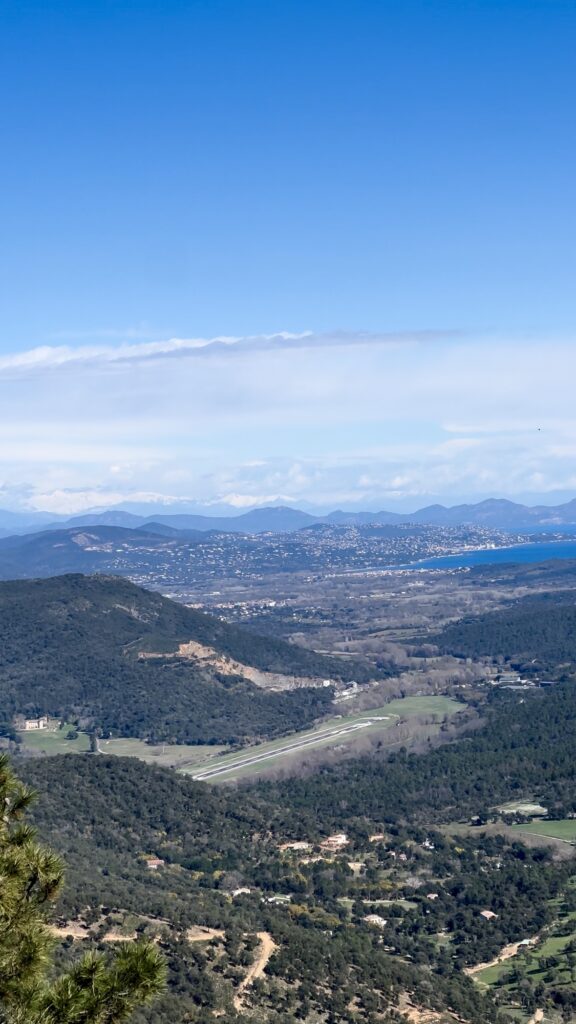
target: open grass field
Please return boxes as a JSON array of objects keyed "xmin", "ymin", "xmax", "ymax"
[
  {"xmin": 470, "ymin": 894, "xmax": 576, "ymax": 1020},
  {"xmin": 383, "ymin": 695, "xmax": 460, "ymax": 716},
  {"xmin": 474, "ymin": 930, "xmax": 576, "ymax": 989},
  {"xmin": 511, "ymin": 819, "xmax": 576, "ymax": 843},
  {"xmin": 474, "ymin": 956, "xmax": 529, "ymax": 988},
  {"xmin": 18, "ymin": 724, "xmax": 90, "ymax": 755},
  {"xmin": 178, "ymin": 695, "xmax": 464, "ymax": 783},
  {"xmin": 99, "ymin": 737, "xmax": 227, "ymax": 769},
  {"xmin": 19, "ymin": 728, "xmax": 224, "ymax": 768}
]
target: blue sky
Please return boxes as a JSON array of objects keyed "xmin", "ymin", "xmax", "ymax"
[{"xmin": 1, "ymin": 0, "xmax": 575, "ymax": 513}]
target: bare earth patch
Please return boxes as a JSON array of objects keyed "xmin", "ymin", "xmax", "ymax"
[
  {"xmin": 49, "ymin": 923, "xmax": 136, "ymax": 942},
  {"xmin": 398, "ymin": 994, "xmax": 462, "ymax": 1022},
  {"xmin": 186, "ymin": 926, "xmax": 225, "ymax": 942},
  {"xmin": 140, "ymin": 640, "xmax": 325, "ymax": 691}
]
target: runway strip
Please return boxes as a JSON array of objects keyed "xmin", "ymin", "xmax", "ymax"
[{"xmin": 191, "ymin": 718, "xmax": 389, "ymax": 780}]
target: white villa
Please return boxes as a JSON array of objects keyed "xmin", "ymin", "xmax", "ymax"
[{"xmin": 23, "ymin": 716, "xmax": 49, "ymax": 731}]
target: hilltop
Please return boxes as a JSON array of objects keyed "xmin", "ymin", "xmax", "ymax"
[
  {"xmin": 0, "ymin": 525, "xmax": 207, "ymax": 578},
  {"xmin": 0, "ymin": 574, "xmax": 360, "ymax": 744}
]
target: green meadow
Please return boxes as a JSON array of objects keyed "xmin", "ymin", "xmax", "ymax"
[{"xmin": 18, "ymin": 724, "xmax": 90, "ymax": 755}]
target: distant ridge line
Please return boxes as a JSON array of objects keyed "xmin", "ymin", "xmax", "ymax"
[{"xmin": 2, "ymin": 495, "xmax": 576, "ymax": 537}]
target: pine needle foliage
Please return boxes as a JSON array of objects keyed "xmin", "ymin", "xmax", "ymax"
[{"xmin": 0, "ymin": 754, "xmax": 165, "ymax": 1023}]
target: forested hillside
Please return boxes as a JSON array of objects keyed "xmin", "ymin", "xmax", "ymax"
[
  {"xmin": 22, "ymin": 693, "xmax": 576, "ymax": 1024},
  {"xmin": 436, "ymin": 596, "xmax": 576, "ymax": 678},
  {"xmin": 0, "ymin": 574, "xmax": 358, "ymax": 743},
  {"xmin": 23, "ymin": 754, "xmax": 542, "ymax": 1024},
  {"xmin": 8, "ymin": 577, "xmax": 576, "ymax": 1022},
  {"xmin": 264, "ymin": 682, "xmax": 576, "ymax": 827}
]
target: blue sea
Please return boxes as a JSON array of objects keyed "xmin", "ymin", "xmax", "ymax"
[{"xmin": 405, "ymin": 540, "xmax": 576, "ymax": 571}]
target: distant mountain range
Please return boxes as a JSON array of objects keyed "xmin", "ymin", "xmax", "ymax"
[{"xmin": 2, "ymin": 496, "xmax": 576, "ymax": 537}]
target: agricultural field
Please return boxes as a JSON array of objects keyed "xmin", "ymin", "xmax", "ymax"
[
  {"xmin": 178, "ymin": 694, "xmax": 464, "ymax": 783},
  {"xmin": 18, "ymin": 723, "xmax": 90, "ymax": 755},
  {"xmin": 511, "ymin": 819, "xmax": 576, "ymax": 843}
]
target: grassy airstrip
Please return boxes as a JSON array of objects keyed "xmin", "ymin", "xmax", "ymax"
[
  {"xmin": 17, "ymin": 695, "xmax": 462, "ymax": 782},
  {"xmin": 177, "ymin": 694, "xmax": 462, "ymax": 783}
]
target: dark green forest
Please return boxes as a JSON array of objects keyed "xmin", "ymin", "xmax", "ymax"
[
  {"xmin": 263, "ymin": 682, "xmax": 576, "ymax": 828},
  {"xmin": 436, "ymin": 596, "xmax": 576, "ymax": 679},
  {"xmin": 23, "ymin": 754, "xmax": 565, "ymax": 1024},
  {"xmin": 0, "ymin": 574, "xmax": 368, "ymax": 743}
]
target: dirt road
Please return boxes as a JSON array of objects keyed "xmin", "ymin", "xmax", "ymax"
[
  {"xmin": 465, "ymin": 935, "xmax": 538, "ymax": 977},
  {"xmin": 233, "ymin": 932, "xmax": 277, "ymax": 1009}
]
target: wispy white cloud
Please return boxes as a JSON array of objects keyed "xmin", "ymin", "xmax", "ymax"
[
  {"xmin": 30, "ymin": 488, "xmax": 186, "ymax": 516},
  {"xmin": 217, "ymin": 492, "xmax": 294, "ymax": 509},
  {"xmin": 0, "ymin": 329, "xmax": 451, "ymax": 376},
  {"xmin": 1, "ymin": 331, "xmax": 576, "ymax": 513}
]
